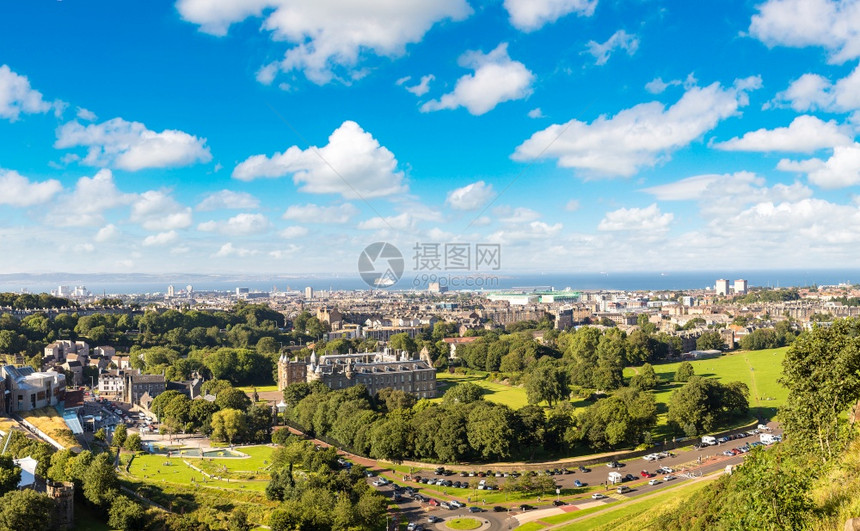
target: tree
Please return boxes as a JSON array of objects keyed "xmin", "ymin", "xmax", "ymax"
[
  {"xmin": 696, "ymin": 331, "xmax": 726, "ymax": 350},
  {"xmin": 0, "ymin": 489, "xmax": 57, "ymax": 530},
  {"xmin": 443, "ymin": 382, "xmax": 484, "ymax": 405},
  {"xmin": 388, "ymin": 332, "xmax": 417, "ymax": 353},
  {"xmin": 0, "ymin": 455, "xmax": 21, "ymax": 496},
  {"xmin": 525, "ymin": 362, "xmax": 570, "ymax": 406},
  {"xmin": 125, "ymin": 433, "xmax": 143, "ymax": 452},
  {"xmin": 83, "ymin": 452, "xmax": 119, "ymax": 506},
  {"xmin": 466, "ymin": 403, "xmax": 517, "ymax": 460},
  {"xmin": 215, "ymin": 388, "xmax": 252, "ymax": 411},
  {"xmin": 675, "ymin": 361, "xmax": 694, "ymax": 382},
  {"xmin": 667, "ymin": 377, "xmax": 749, "ymax": 435},
  {"xmin": 211, "ymin": 408, "xmax": 247, "ymax": 445},
  {"xmin": 93, "ymin": 427, "xmax": 107, "ymax": 443},
  {"xmin": 108, "ymin": 496, "xmax": 145, "ymax": 530},
  {"xmin": 112, "ymin": 423, "xmax": 128, "ymax": 448},
  {"xmin": 629, "ymin": 362, "xmax": 659, "ymax": 390},
  {"xmin": 227, "ymin": 505, "xmax": 252, "ymax": 531},
  {"xmin": 256, "ymin": 336, "xmax": 279, "ymax": 355}
]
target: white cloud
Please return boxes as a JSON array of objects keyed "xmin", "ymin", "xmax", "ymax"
[
  {"xmin": 142, "ymin": 231, "xmax": 179, "ymax": 247},
  {"xmin": 47, "ymin": 169, "xmax": 135, "ymax": 227},
  {"xmin": 779, "ymin": 143, "xmax": 860, "ymax": 188},
  {"xmin": 421, "ymin": 43, "xmax": 534, "ymax": 116},
  {"xmin": 357, "ymin": 213, "xmax": 413, "ymax": 230},
  {"xmin": 495, "ymin": 206, "xmax": 542, "ymax": 224},
  {"xmin": 715, "ymin": 198, "xmax": 860, "ymax": 244},
  {"xmin": 772, "ymin": 66, "xmax": 860, "ymax": 113},
  {"xmin": 280, "ymin": 226, "xmax": 309, "ymax": 239},
  {"xmin": 528, "ymin": 108, "xmax": 545, "ymax": 118},
  {"xmin": 585, "ymin": 30, "xmax": 639, "ymax": 65},
  {"xmin": 55, "ymin": 117, "xmax": 212, "ymax": 171},
  {"xmin": 598, "ymin": 203, "xmax": 673, "ymax": 232},
  {"xmin": 233, "ymin": 120, "xmax": 407, "ymax": 199},
  {"xmin": 643, "ymin": 172, "xmax": 812, "ymax": 210},
  {"xmin": 489, "ymin": 220, "xmax": 563, "ymax": 243},
  {"xmin": 198, "ymin": 213, "xmax": 271, "ymax": 235},
  {"xmin": 130, "ymin": 191, "xmax": 193, "ymax": 231},
  {"xmin": 282, "ymin": 203, "xmax": 359, "ymax": 224},
  {"xmin": 513, "ymin": 78, "xmax": 761, "ymax": 177},
  {"xmin": 0, "ymin": 169, "xmax": 62, "ymax": 206},
  {"xmin": 404, "ymin": 74, "xmax": 435, "ymax": 96},
  {"xmin": 177, "ymin": 0, "xmax": 472, "ymax": 84},
  {"xmin": 196, "ymin": 190, "xmax": 260, "ymax": 211},
  {"xmin": 0, "ymin": 65, "xmax": 55, "ymax": 121},
  {"xmin": 749, "ymin": 0, "xmax": 860, "ymax": 63},
  {"xmin": 504, "ymin": 0, "xmax": 597, "ymax": 32},
  {"xmin": 645, "ymin": 77, "xmax": 681, "ymax": 94},
  {"xmin": 445, "ymin": 181, "xmax": 494, "ymax": 211},
  {"xmin": 76, "ymin": 107, "xmax": 97, "ymax": 121},
  {"xmin": 713, "ymin": 115, "xmax": 852, "ymax": 152},
  {"xmin": 214, "ymin": 242, "xmax": 259, "ymax": 257},
  {"xmin": 95, "ymin": 224, "xmax": 119, "ymax": 242},
  {"xmin": 565, "ymin": 199, "xmax": 580, "ymax": 211}
]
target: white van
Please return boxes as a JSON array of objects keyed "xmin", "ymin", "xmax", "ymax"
[
  {"xmin": 760, "ymin": 433, "xmax": 781, "ymax": 445},
  {"xmin": 701, "ymin": 436, "xmax": 717, "ymax": 446},
  {"xmin": 608, "ymin": 471, "xmax": 623, "ymax": 484}
]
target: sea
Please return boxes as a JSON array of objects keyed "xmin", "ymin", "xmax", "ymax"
[{"xmin": 1, "ymin": 269, "xmax": 858, "ymax": 296}]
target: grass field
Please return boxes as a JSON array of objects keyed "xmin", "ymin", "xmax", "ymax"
[
  {"xmin": 556, "ymin": 479, "xmax": 711, "ymax": 530},
  {"xmin": 237, "ymin": 385, "xmax": 279, "ymax": 393},
  {"xmin": 433, "ymin": 372, "xmax": 529, "ymax": 409},
  {"xmin": 125, "ymin": 446, "xmax": 275, "ymax": 491},
  {"xmin": 515, "ymin": 523, "xmax": 546, "ymax": 531},
  {"xmin": 623, "ymin": 347, "xmax": 788, "ymax": 432}
]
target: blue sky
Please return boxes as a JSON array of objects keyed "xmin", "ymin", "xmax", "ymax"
[{"xmin": 1, "ymin": 0, "xmax": 860, "ymax": 275}]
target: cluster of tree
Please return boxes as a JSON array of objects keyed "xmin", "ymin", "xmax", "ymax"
[
  {"xmin": 0, "ymin": 429, "xmax": 145, "ymax": 531},
  {"xmin": 734, "ymin": 288, "xmax": 801, "ymax": 304},
  {"xmin": 738, "ymin": 322, "xmax": 798, "ymax": 350},
  {"xmin": 666, "ymin": 377, "xmax": 750, "ymax": 436},
  {"xmin": 266, "ymin": 434, "xmax": 386, "ymax": 530},
  {"xmin": 0, "ymin": 293, "xmax": 75, "ymax": 309},
  {"xmin": 149, "ymin": 382, "xmax": 272, "ymax": 444}
]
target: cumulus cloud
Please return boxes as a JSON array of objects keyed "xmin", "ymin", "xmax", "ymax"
[
  {"xmin": 0, "ymin": 169, "xmax": 62, "ymax": 206},
  {"xmin": 402, "ymin": 74, "xmax": 435, "ymax": 96},
  {"xmin": 0, "ymin": 65, "xmax": 57, "ymax": 121},
  {"xmin": 47, "ymin": 169, "xmax": 135, "ymax": 227},
  {"xmin": 642, "ymin": 172, "xmax": 812, "ymax": 216},
  {"xmin": 177, "ymin": 0, "xmax": 472, "ymax": 84},
  {"xmin": 585, "ymin": 30, "xmax": 639, "ymax": 65},
  {"xmin": 233, "ymin": 120, "xmax": 407, "ymax": 199},
  {"xmin": 130, "ymin": 191, "xmax": 193, "ymax": 231},
  {"xmin": 513, "ymin": 77, "xmax": 761, "ymax": 177},
  {"xmin": 715, "ymin": 198, "xmax": 860, "ymax": 244},
  {"xmin": 445, "ymin": 181, "xmax": 494, "ymax": 211},
  {"xmin": 489, "ymin": 221, "xmax": 563, "ymax": 243},
  {"xmin": 280, "ymin": 226, "xmax": 309, "ymax": 239},
  {"xmin": 496, "ymin": 206, "xmax": 542, "ymax": 224},
  {"xmin": 95, "ymin": 224, "xmax": 119, "ymax": 242},
  {"xmin": 749, "ymin": 0, "xmax": 860, "ymax": 63},
  {"xmin": 282, "ymin": 203, "xmax": 359, "ymax": 224},
  {"xmin": 421, "ymin": 43, "xmax": 534, "ymax": 116},
  {"xmin": 214, "ymin": 242, "xmax": 259, "ymax": 257},
  {"xmin": 55, "ymin": 117, "xmax": 212, "ymax": 171},
  {"xmin": 142, "ymin": 231, "xmax": 179, "ymax": 247},
  {"xmin": 779, "ymin": 143, "xmax": 860, "ymax": 188},
  {"xmin": 504, "ymin": 0, "xmax": 597, "ymax": 32},
  {"xmin": 598, "ymin": 203, "xmax": 673, "ymax": 232},
  {"xmin": 76, "ymin": 107, "xmax": 97, "ymax": 121},
  {"xmin": 645, "ymin": 77, "xmax": 681, "ymax": 94},
  {"xmin": 528, "ymin": 108, "xmax": 545, "ymax": 118},
  {"xmin": 197, "ymin": 213, "xmax": 271, "ymax": 235},
  {"xmin": 713, "ymin": 115, "xmax": 852, "ymax": 152},
  {"xmin": 196, "ymin": 190, "xmax": 260, "ymax": 211},
  {"xmin": 357, "ymin": 213, "xmax": 413, "ymax": 230},
  {"xmin": 771, "ymin": 66, "xmax": 860, "ymax": 113}
]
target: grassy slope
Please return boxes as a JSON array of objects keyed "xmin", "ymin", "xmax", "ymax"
[
  {"xmin": 126, "ymin": 446, "xmax": 275, "ymax": 491},
  {"xmin": 433, "ymin": 372, "xmax": 530, "ymax": 409}
]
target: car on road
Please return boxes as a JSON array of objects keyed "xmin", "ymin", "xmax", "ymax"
[
  {"xmin": 591, "ymin": 493, "xmax": 607, "ymax": 499},
  {"xmin": 440, "ymin": 502, "xmax": 452, "ymax": 510},
  {"xmin": 468, "ymin": 506, "xmax": 484, "ymax": 513},
  {"xmin": 493, "ymin": 506, "xmax": 506, "ymax": 512},
  {"xmin": 519, "ymin": 504, "xmax": 534, "ymax": 511},
  {"xmin": 648, "ymin": 479, "xmax": 661, "ymax": 486},
  {"xmin": 450, "ymin": 501, "xmax": 463, "ymax": 508},
  {"xmin": 663, "ymin": 475, "xmax": 677, "ymax": 481},
  {"xmin": 428, "ymin": 516, "xmax": 443, "ymax": 523},
  {"xmin": 617, "ymin": 486, "xmax": 631, "ymax": 494},
  {"xmin": 553, "ymin": 500, "xmax": 568, "ymax": 506}
]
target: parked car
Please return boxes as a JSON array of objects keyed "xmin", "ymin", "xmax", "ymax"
[
  {"xmin": 428, "ymin": 516, "xmax": 443, "ymax": 523},
  {"xmin": 519, "ymin": 504, "xmax": 534, "ymax": 511},
  {"xmin": 450, "ymin": 501, "xmax": 463, "ymax": 508},
  {"xmin": 579, "ymin": 466, "xmax": 590, "ymax": 473},
  {"xmin": 607, "ymin": 461, "xmax": 621, "ymax": 468},
  {"xmin": 440, "ymin": 502, "xmax": 452, "ymax": 510},
  {"xmin": 493, "ymin": 506, "xmax": 506, "ymax": 512},
  {"xmin": 574, "ymin": 479, "xmax": 584, "ymax": 487},
  {"xmin": 624, "ymin": 474, "xmax": 637, "ymax": 482}
]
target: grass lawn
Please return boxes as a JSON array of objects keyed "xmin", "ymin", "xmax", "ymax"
[
  {"xmin": 515, "ymin": 523, "xmax": 545, "ymax": 531},
  {"xmin": 434, "ymin": 372, "xmax": 529, "ymax": 409},
  {"xmin": 556, "ymin": 479, "xmax": 710, "ymax": 530},
  {"xmin": 126, "ymin": 452, "xmax": 270, "ymax": 491},
  {"xmin": 541, "ymin": 504, "xmax": 616, "ymax": 525},
  {"xmin": 237, "ymin": 385, "xmax": 279, "ymax": 393},
  {"xmin": 446, "ymin": 518, "xmax": 483, "ymax": 530},
  {"xmin": 622, "ymin": 347, "xmax": 788, "ymax": 438}
]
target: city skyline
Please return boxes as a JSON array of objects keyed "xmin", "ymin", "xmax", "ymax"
[{"xmin": 2, "ymin": 1, "xmax": 860, "ymax": 275}]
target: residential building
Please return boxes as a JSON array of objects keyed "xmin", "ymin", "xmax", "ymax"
[
  {"xmin": 305, "ymin": 286, "xmax": 314, "ymax": 299},
  {"xmin": 97, "ymin": 370, "xmax": 125, "ymax": 396},
  {"xmin": 734, "ymin": 279, "xmax": 748, "ymax": 295},
  {"xmin": 715, "ymin": 279, "xmax": 730, "ymax": 296},
  {"xmin": 122, "ymin": 372, "xmax": 166, "ymax": 405}
]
